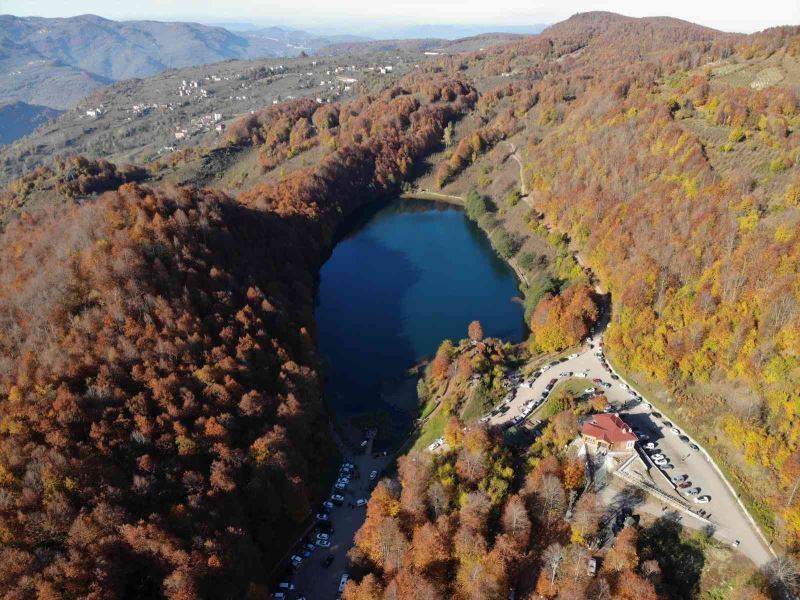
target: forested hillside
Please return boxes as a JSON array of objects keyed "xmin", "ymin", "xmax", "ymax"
[
  {"xmin": 2, "ymin": 9, "xmax": 800, "ymax": 598},
  {"xmin": 0, "ymin": 79, "xmax": 476, "ymax": 597},
  {"xmin": 406, "ymin": 12, "xmax": 800, "ymax": 548}
]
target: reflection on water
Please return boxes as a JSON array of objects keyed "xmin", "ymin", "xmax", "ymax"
[{"xmin": 315, "ymin": 199, "xmax": 525, "ymax": 442}]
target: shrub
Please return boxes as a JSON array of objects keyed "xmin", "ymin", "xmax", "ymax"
[
  {"xmin": 492, "ymin": 228, "xmax": 522, "ymax": 259},
  {"xmin": 464, "ymin": 187, "xmax": 488, "ymax": 221}
]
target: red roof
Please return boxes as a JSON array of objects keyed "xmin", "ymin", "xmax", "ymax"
[{"xmin": 581, "ymin": 413, "xmax": 637, "ymax": 445}]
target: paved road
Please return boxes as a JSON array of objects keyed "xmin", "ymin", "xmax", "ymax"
[
  {"xmin": 486, "ymin": 338, "xmax": 774, "ymax": 567},
  {"xmin": 290, "ymin": 439, "xmax": 388, "ymax": 599}
]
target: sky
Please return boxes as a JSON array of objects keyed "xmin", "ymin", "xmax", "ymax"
[{"xmin": 1, "ymin": 0, "xmax": 798, "ymax": 34}]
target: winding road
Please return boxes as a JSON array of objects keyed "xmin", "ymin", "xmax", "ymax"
[{"xmin": 485, "ymin": 338, "xmax": 775, "ymax": 568}]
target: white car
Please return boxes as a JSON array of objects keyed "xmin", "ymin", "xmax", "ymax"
[
  {"xmin": 583, "ymin": 388, "xmax": 595, "ymax": 395},
  {"xmin": 643, "ymin": 442, "xmax": 656, "ymax": 450},
  {"xmin": 650, "ymin": 453, "xmax": 665, "ymax": 460},
  {"xmin": 653, "ymin": 458, "xmax": 669, "ymax": 466},
  {"xmin": 694, "ymin": 495, "xmax": 711, "ymax": 504},
  {"xmin": 670, "ymin": 427, "xmax": 681, "ymax": 435},
  {"xmin": 316, "ymin": 513, "xmax": 329, "ymax": 521},
  {"xmin": 316, "ymin": 533, "xmax": 330, "ymax": 541},
  {"xmin": 575, "ymin": 372, "xmax": 587, "ymax": 378},
  {"xmin": 568, "ymin": 353, "xmax": 579, "ymax": 359},
  {"xmin": 338, "ymin": 575, "xmax": 349, "ymax": 593},
  {"xmin": 356, "ymin": 498, "xmax": 367, "ymax": 507},
  {"xmin": 316, "ymin": 539, "xmax": 331, "ymax": 547},
  {"xmin": 369, "ymin": 470, "xmax": 378, "ymax": 480},
  {"xmin": 277, "ymin": 582, "xmax": 295, "ymax": 591}
]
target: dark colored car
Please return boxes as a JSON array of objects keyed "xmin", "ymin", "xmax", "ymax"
[
  {"xmin": 610, "ymin": 374, "xmax": 619, "ymax": 380},
  {"xmin": 322, "ymin": 555, "xmax": 335, "ymax": 568}
]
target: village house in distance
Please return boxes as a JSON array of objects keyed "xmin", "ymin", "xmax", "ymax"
[{"xmin": 581, "ymin": 413, "xmax": 638, "ymax": 453}]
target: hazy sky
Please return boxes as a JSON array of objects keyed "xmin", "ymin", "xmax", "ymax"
[{"xmin": 1, "ymin": 0, "xmax": 798, "ymax": 33}]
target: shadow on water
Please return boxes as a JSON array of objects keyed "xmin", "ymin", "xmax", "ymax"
[{"xmin": 315, "ymin": 198, "xmax": 525, "ymax": 446}]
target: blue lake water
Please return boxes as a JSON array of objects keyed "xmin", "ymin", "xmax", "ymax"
[{"xmin": 315, "ymin": 199, "xmax": 525, "ymax": 440}]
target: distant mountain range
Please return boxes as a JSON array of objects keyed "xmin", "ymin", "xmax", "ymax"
[
  {"xmin": 0, "ymin": 14, "xmax": 369, "ymax": 111},
  {"xmin": 0, "ymin": 101, "xmax": 62, "ymax": 146}
]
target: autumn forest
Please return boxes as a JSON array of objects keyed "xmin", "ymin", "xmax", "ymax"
[{"xmin": 0, "ymin": 8, "xmax": 799, "ymax": 600}]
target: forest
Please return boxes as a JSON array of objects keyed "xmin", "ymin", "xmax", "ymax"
[
  {"xmin": 0, "ymin": 9, "xmax": 800, "ymax": 599},
  {"xmin": 0, "ymin": 78, "xmax": 477, "ymax": 597}
]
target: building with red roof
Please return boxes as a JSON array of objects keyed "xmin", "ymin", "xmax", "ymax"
[{"xmin": 581, "ymin": 413, "xmax": 638, "ymax": 453}]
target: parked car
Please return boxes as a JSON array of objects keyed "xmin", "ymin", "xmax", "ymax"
[
  {"xmin": 316, "ymin": 512, "xmax": 329, "ymax": 521},
  {"xmin": 694, "ymin": 496, "xmax": 711, "ymax": 504},
  {"xmin": 277, "ymin": 582, "xmax": 295, "ymax": 591},
  {"xmin": 356, "ymin": 498, "xmax": 368, "ymax": 507},
  {"xmin": 610, "ymin": 374, "xmax": 619, "ymax": 380},
  {"xmin": 602, "ymin": 382, "xmax": 612, "ymax": 389},
  {"xmin": 652, "ymin": 412, "xmax": 662, "ymax": 418},
  {"xmin": 290, "ymin": 554, "xmax": 302, "ymax": 567},
  {"xmin": 678, "ymin": 481, "xmax": 693, "ymax": 489},
  {"xmin": 684, "ymin": 488, "xmax": 701, "ymax": 496},
  {"xmin": 559, "ymin": 371, "xmax": 572, "ymax": 377},
  {"xmin": 568, "ymin": 353, "xmax": 579, "ymax": 359},
  {"xmin": 653, "ymin": 458, "xmax": 669, "ymax": 466},
  {"xmin": 331, "ymin": 494, "xmax": 344, "ymax": 504},
  {"xmin": 316, "ymin": 533, "xmax": 330, "ymax": 541},
  {"xmin": 370, "ymin": 470, "xmax": 378, "ymax": 480},
  {"xmin": 316, "ymin": 539, "xmax": 331, "ymax": 547},
  {"xmin": 575, "ymin": 372, "xmax": 587, "ymax": 378},
  {"xmin": 670, "ymin": 427, "xmax": 681, "ymax": 435},
  {"xmin": 671, "ymin": 474, "xmax": 688, "ymax": 483},
  {"xmin": 660, "ymin": 464, "xmax": 674, "ymax": 470},
  {"xmin": 592, "ymin": 378, "xmax": 603, "ymax": 384},
  {"xmin": 322, "ymin": 500, "xmax": 334, "ymax": 510},
  {"xmin": 338, "ymin": 574, "xmax": 349, "ymax": 593},
  {"xmin": 650, "ymin": 453, "xmax": 664, "ymax": 460},
  {"xmin": 689, "ymin": 443, "xmax": 700, "ymax": 451},
  {"xmin": 272, "ymin": 594, "xmax": 285, "ymax": 600}
]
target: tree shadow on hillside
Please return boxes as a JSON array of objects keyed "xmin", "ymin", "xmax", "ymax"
[{"xmin": 638, "ymin": 513, "xmax": 706, "ymax": 600}]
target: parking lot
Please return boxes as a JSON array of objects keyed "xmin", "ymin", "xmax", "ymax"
[
  {"xmin": 278, "ymin": 437, "xmax": 388, "ymax": 599},
  {"xmin": 482, "ymin": 337, "xmax": 774, "ymax": 567}
]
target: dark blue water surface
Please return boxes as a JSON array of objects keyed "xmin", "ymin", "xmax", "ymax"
[{"xmin": 316, "ymin": 199, "xmax": 524, "ymax": 437}]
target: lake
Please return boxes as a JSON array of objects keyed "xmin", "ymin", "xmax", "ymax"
[{"xmin": 315, "ymin": 198, "xmax": 525, "ymax": 443}]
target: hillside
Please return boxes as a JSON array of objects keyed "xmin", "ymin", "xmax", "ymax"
[
  {"xmin": 0, "ymin": 101, "xmax": 62, "ymax": 145},
  {"xmin": 0, "ymin": 14, "xmax": 367, "ymax": 111},
  {"xmin": 1, "ymin": 9, "xmax": 800, "ymax": 599},
  {"xmin": 0, "ymin": 77, "xmax": 477, "ymax": 597},
  {"xmin": 0, "ymin": 49, "xmax": 420, "ymax": 190}
]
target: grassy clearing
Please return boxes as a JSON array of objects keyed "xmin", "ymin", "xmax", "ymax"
[{"xmin": 412, "ymin": 407, "xmax": 449, "ymax": 452}]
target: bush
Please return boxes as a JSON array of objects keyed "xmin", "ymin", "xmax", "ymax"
[
  {"xmin": 492, "ymin": 228, "xmax": 522, "ymax": 259},
  {"xmin": 464, "ymin": 187, "xmax": 487, "ymax": 221},
  {"xmin": 518, "ymin": 251, "xmax": 544, "ymax": 272},
  {"xmin": 522, "ymin": 274, "xmax": 558, "ymax": 321},
  {"xmin": 728, "ymin": 127, "xmax": 746, "ymax": 143},
  {"xmin": 505, "ymin": 187, "xmax": 522, "ymax": 207}
]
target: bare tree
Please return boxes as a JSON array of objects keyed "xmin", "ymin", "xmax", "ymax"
[
  {"xmin": 543, "ymin": 542, "xmax": 565, "ymax": 587},
  {"xmin": 763, "ymin": 556, "xmax": 800, "ymax": 598}
]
